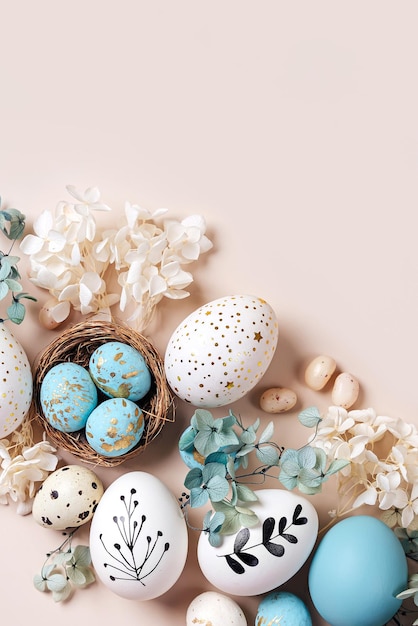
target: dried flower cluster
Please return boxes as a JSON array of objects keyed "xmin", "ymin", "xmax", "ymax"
[
  {"xmin": 20, "ymin": 186, "xmax": 213, "ymax": 328},
  {"xmin": 306, "ymin": 405, "xmax": 418, "ymax": 531},
  {"xmin": 0, "ymin": 434, "xmax": 59, "ymax": 515}
]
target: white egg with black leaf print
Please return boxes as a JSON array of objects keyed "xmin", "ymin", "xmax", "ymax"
[
  {"xmin": 197, "ymin": 488, "xmax": 318, "ymax": 596},
  {"xmin": 164, "ymin": 294, "xmax": 279, "ymax": 407},
  {"xmin": 32, "ymin": 465, "xmax": 104, "ymax": 530},
  {"xmin": 89, "ymin": 471, "xmax": 188, "ymax": 600}
]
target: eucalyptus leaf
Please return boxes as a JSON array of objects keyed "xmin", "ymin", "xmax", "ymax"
[{"xmin": 7, "ymin": 300, "xmax": 25, "ymax": 324}]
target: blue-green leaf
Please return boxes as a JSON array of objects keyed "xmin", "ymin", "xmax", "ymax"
[
  {"xmin": 258, "ymin": 421, "xmax": 274, "ymax": 444},
  {"xmin": 298, "ymin": 406, "xmax": 322, "ymax": 428},
  {"xmin": 256, "ymin": 444, "xmax": 280, "ymax": 466}
]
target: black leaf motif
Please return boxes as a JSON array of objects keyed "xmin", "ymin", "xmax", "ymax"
[
  {"xmin": 262, "ymin": 517, "xmax": 275, "ymax": 543},
  {"xmin": 278, "ymin": 516, "xmax": 287, "ymax": 534},
  {"xmin": 234, "ymin": 527, "xmax": 250, "ymax": 553},
  {"xmin": 264, "ymin": 541, "xmax": 285, "ymax": 557},
  {"xmin": 282, "ymin": 533, "xmax": 298, "ymax": 544},
  {"xmin": 292, "ymin": 503, "xmax": 308, "ymax": 525},
  {"xmin": 236, "ymin": 551, "xmax": 259, "ymax": 567},
  {"xmin": 225, "ymin": 554, "xmax": 245, "ymax": 574}
]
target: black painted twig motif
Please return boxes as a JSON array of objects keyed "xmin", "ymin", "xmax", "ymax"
[
  {"xmin": 99, "ymin": 488, "xmax": 170, "ymax": 584},
  {"xmin": 219, "ymin": 503, "xmax": 308, "ymax": 574}
]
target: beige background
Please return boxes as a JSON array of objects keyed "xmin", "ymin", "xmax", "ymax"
[{"xmin": 1, "ymin": 2, "xmax": 418, "ymax": 624}]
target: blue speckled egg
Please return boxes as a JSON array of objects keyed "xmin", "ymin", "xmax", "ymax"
[
  {"xmin": 85, "ymin": 397, "xmax": 145, "ymax": 457},
  {"xmin": 256, "ymin": 591, "xmax": 312, "ymax": 626},
  {"xmin": 89, "ymin": 341, "xmax": 152, "ymax": 401},
  {"xmin": 308, "ymin": 515, "xmax": 408, "ymax": 626},
  {"xmin": 40, "ymin": 362, "xmax": 98, "ymax": 433}
]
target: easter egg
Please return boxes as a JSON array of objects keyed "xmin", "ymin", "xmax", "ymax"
[
  {"xmin": 164, "ymin": 294, "xmax": 279, "ymax": 408},
  {"xmin": 197, "ymin": 488, "xmax": 318, "ymax": 596},
  {"xmin": 89, "ymin": 471, "xmax": 188, "ymax": 600},
  {"xmin": 0, "ymin": 324, "xmax": 33, "ymax": 437},
  {"xmin": 85, "ymin": 397, "xmax": 144, "ymax": 457},
  {"xmin": 32, "ymin": 465, "xmax": 104, "ymax": 530},
  {"xmin": 186, "ymin": 591, "xmax": 247, "ymax": 625},
  {"xmin": 40, "ymin": 361, "xmax": 98, "ymax": 433},
  {"xmin": 89, "ymin": 341, "xmax": 152, "ymax": 401},
  {"xmin": 256, "ymin": 591, "xmax": 312, "ymax": 626},
  {"xmin": 308, "ymin": 515, "xmax": 408, "ymax": 626}
]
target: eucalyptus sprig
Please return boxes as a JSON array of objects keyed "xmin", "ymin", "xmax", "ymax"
[
  {"xmin": 0, "ymin": 199, "xmax": 37, "ymax": 324},
  {"xmin": 33, "ymin": 530, "xmax": 95, "ymax": 602},
  {"xmin": 178, "ymin": 408, "xmax": 348, "ymax": 545}
]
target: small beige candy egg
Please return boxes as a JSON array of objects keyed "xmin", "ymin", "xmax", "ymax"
[
  {"xmin": 39, "ymin": 298, "xmax": 71, "ymax": 330},
  {"xmin": 260, "ymin": 387, "xmax": 297, "ymax": 413},
  {"xmin": 304, "ymin": 355, "xmax": 337, "ymax": 390},
  {"xmin": 186, "ymin": 591, "xmax": 247, "ymax": 626},
  {"xmin": 331, "ymin": 372, "xmax": 360, "ymax": 409}
]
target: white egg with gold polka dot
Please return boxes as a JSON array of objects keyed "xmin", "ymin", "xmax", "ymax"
[
  {"xmin": 164, "ymin": 294, "xmax": 279, "ymax": 407},
  {"xmin": 0, "ymin": 324, "xmax": 33, "ymax": 437}
]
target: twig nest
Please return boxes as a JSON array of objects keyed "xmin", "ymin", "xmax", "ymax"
[{"xmin": 31, "ymin": 319, "xmax": 175, "ymax": 467}]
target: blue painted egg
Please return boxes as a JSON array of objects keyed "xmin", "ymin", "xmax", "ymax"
[
  {"xmin": 40, "ymin": 362, "xmax": 98, "ymax": 432},
  {"xmin": 85, "ymin": 397, "xmax": 145, "ymax": 457},
  {"xmin": 308, "ymin": 515, "xmax": 408, "ymax": 626},
  {"xmin": 256, "ymin": 591, "xmax": 312, "ymax": 626},
  {"xmin": 89, "ymin": 341, "xmax": 152, "ymax": 401}
]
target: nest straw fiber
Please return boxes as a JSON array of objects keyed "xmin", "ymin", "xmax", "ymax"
[{"xmin": 31, "ymin": 319, "xmax": 175, "ymax": 467}]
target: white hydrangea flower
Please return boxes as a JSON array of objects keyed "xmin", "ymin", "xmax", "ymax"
[
  {"xmin": 0, "ymin": 437, "xmax": 59, "ymax": 515},
  {"xmin": 20, "ymin": 186, "xmax": 213, "ymax": 330}
]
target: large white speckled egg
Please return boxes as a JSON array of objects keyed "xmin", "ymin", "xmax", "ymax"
[
  {"xmin": 32, "ymin": 465, "xmax": 104, "ymax": 530},
  {"xmin": 0, "ymin": 324, "xmax": 33, "ymax": 437},
  {"xmin": 197, "ymin": 489, "xmax": 318, "ymax": 596},
  {"xmin": 89, "ymin": 341, "xmax": 152, "ymax": 401},
  {"xmin": 89, "ymin": 471, "xmax": 188, "ymax": 600},
  {"xmin": 186, "ymin": 591, "xmax": 247, "ymax": 625},
  {"xmin": 164, "ymin": 294, "xmax": 279, "ymax": 407},
  {"xmin": 40, "ymin": 361, "xmax": 98, "ymax": 432}
]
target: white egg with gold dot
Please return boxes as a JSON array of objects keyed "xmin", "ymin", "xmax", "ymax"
[
  {"xmin": 0, "ymin": 324, "xmax": 33, "ymax": 437},
  {"xmin": 164, "ymin": 294, "xmax": 279, "ymax": 407}
]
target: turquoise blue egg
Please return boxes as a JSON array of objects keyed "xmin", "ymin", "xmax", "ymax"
[
  {"xmin": 89, "ymin": 341, "xmax": 152, "ymax": 402},
  {"xmin": 40, "ymin": 362, "xmax": 98, "ymax": 433},
  {"xmin": 85, "ymin": 397, "xmax": 144, "ymax": 457},
  {"xmin": 256, "ymin": 591, "xmax": 312, "ymax": 626},
  {"xmin": 308, "ymin": 515, "xmax": 408, "ymax": 626}
]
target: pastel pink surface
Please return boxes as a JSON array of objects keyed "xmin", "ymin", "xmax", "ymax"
[{"xmin": 1, "ymin": 3, "xmax": 418, "ymax": 625}]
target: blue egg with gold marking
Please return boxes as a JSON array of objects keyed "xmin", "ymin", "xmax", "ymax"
[
  {"xmin": 40, "ymin": 362, "xmax": 98, "ymax": 433},
  {"xmin": 255, "ymin": 591, "xmax": 312, "ymax": 626},
  {"xmin": 89, "ymin": 341, "xmax": 152, "ymax": 401},
  {"xmin": 85, "ymin": 397, "xmax": 144, "ymax": 458}
]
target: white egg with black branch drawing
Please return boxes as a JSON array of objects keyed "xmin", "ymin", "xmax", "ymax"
[
  {"xmin": 164, "ymin": 294, "xmax": 279, "ymax": 407},
  {"xmin": 89, "ymin": 471, "xmax": 189, "ymax": 600}
]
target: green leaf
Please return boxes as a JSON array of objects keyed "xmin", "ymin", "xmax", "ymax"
[
  {"xmin": 190, "ymin": 487, "xmax": 209, "ymax": 508},
  {"xmin": 67, "ymin": 566, "xmax": 87, "ymax": 586},
  {"xmin": 46, "ymin": 572, "xmax": 68, "ymax": 592},
  {"xmin": 33, "ymin": 573, "xmax": 48, "ymax": 592},
  {"xmin": 236, "ymin": 483, "xmax": 259, "ymax": 502},
  {"xmin": 72, "ymin": 545, "xmax": 92, "ymax": 568},
  {"xmin": 178, "ymin": 426, "xmax": 196, "ymax": 451},
  {"xmin": 325, "ymin": 458, "xmax": 350, "ymax": 476},
  {"xmin": 298, "ymin": 445, "xmax": 317, "ymax": 469},
  {"xmin": 52, "ymin": 582, "xmax": 72, "ymax": 602},
  {"xmin": 207, "ymin": 474, "xmax": 230, "ymax": 502},
  {"xmin": 298, "ymin": 406, "xmax": 322, "ymax": 428},
  {"xmin": 256, "ymin": 444, "xmax": 280, "ymax": 466},
  {"xmin": 258, "ymin": 421, "xmax": 274, "ymax": 444},
  {"xmin": 184, "ymin": 467, "xmax": 203, "ymax": 489},
  {"xmin": 7, "ymin": 300, "xmax": 25, "ymax": 324},
  {"xmin": 278, "ymin": 470, "xmax": 298, "ymax": 491},
  {"xmin": 5, "ymin": 278, "xmax": 22, "ymax": 292},
  {"xmin": 0, "ymin": 208, "xmax": 26, "ymax": 240},
  {"xmin": 0, "ymin": 281, "xmax": 9, "ymax": 300},
  {"xmin": 0, "ymin": 259, "xmax": 11, "ymax": 280}
]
